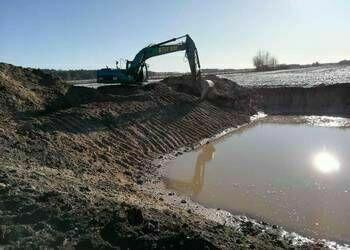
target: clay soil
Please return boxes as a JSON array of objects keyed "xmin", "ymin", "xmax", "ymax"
[{"xmin": 0, "ymin": 63, "xmax": 343, "ymax": 249}]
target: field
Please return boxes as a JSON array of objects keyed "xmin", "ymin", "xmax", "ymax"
[{"xmin": 222, "ymin": 65, "xmax": 350, "ymax": 86}]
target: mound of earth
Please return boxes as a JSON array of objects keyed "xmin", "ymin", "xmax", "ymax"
[
  {"xmin": 46, "ymin": 84, "xmax": 154, "ymax": 112},
  {"xmin": 162, "ymin": 75, "xmax": 256, "ymax": 112},
  {"xmin": 0, "ymin": 63, "xmax": 68, "ymax": 112}
]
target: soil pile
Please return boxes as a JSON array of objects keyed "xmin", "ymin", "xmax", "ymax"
[
  {"xmin": 163, "ymin": 75, "xmax": 256, "ymax": 112},
  {"xmin": 47, "ymin": 84, "xmax": 151, "ymax": 111},
  {"xmin": 0, "ymin": 63, "xmax": 68, "ymax": 112}
]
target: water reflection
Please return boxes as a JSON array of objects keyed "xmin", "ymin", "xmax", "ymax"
[
  {"xmin": 166, "ymin": 144, "xmax": 215, "ymax": 197},
  {"xmin": 313, "ymin": 151, "xmax": 340, "ymax": 174}
]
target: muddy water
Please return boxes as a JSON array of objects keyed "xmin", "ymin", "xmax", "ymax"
[{"xmin": 165, "ymin": 116, "xmax": 350, "ymax": 243}]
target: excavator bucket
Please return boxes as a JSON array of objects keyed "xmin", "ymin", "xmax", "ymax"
[{"xmin": 185, "ymin": 35, "xmax": 201, "ymax": 81}]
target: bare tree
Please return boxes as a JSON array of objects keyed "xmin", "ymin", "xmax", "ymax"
[
  {"xmin": 253, "ymin": 50, "xmax": 264, "ymax": 71},
  {"xmin": 253, "ymin": 50, "xmax": 278, "ymax": 71},
  {"xmin": 269, "ymin": 57, "xmax": 278, "ymax": 67}
]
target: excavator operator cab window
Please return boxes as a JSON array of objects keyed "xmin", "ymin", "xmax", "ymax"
[{"xmin": 126, "ymin": 60, "xmax": 131, "ymax": 70}]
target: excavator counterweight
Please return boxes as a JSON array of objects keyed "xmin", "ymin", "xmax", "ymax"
[{"xmin": 97, "ymin": 34, "xmax": 201, "ymax": 84}]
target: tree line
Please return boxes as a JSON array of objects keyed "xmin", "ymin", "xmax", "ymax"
[
  {"xmin": 252, "ymin": 50, "xmax": 350, "ymax": 71},
  {"xmin": 42, "ymin": 69, "xmax": 96, "ymax": 81}
]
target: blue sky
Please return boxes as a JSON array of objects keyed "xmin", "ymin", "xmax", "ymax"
[{"xmin": 0, "ymin": 0, "xmax": 349, "ymax": 71}]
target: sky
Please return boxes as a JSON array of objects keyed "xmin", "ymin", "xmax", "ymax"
[{"xmin": 0, "ymin": 0, "xmax": 349, "ymax": 72}]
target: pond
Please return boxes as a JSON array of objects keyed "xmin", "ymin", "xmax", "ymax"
[{"xmin": 165, "ymin": 116, "xmax": 350, "ymax": 243}]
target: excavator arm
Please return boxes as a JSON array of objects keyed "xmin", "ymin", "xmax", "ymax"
[{"xmin": 127, "ymin": 34, "xmax": 201, "ymax": 82}]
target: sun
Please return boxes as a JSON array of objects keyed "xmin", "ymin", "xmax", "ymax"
[{"xmin": 313, "ymin": 151, "xmax": 340, "ymax": 174}]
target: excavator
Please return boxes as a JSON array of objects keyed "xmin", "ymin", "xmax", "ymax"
[{"xmin": 96, "ymin": 34, "xmax": 201, "ymax": 84}]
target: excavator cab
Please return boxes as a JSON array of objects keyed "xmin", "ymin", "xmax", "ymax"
[
  {"xmin": 97, "ymin": 34, "xmax": 201, "ymax": 85},
  {"xmin": 96, "ymin": 67, "xmax": 130, "ymax": 83}
]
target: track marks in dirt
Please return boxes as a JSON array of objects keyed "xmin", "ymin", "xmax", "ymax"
[{"xmin": 27, "ymin": 85, "xmax": 243, "ymax": 179}]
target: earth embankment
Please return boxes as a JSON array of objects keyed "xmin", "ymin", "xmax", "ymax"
[{"xmin": 254, "ymin": 83, "xmax": 350, "ymax": 116}]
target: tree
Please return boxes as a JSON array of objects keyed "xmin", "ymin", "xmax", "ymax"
[{"xmin": 253, "ymin": 50, "xmax": 278, "ymax": 71}]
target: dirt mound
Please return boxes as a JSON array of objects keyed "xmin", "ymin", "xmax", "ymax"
[
  {"xmin": 46, "ymin": 86, "xmax": 103, "ymax": 111},
  {"xmin": 0, "ymin": 63, "xmax": 68, "ymax": 112},
  {"xmin": 162, "ymin": 75, "xmax": 256, "ymax": 114},
  {"xmin": 47, "ymin": 84, "xmax": 156, "ymax": 112}
]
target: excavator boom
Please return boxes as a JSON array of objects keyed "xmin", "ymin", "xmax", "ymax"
[{"xmin": 97, "ymin": 34, "xmax": 201, "ymax": 84}]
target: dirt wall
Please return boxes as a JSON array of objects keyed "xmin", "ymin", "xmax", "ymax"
[{"xmin": 254, "ymin": 83, "xmax": 350, "ymax": 116}]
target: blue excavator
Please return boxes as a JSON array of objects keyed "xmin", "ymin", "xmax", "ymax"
[{"xmin": 96, "ymin": 34, "xmax": 201, "ymax": 84}]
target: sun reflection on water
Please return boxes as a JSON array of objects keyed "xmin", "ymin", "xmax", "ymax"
[{"xmin": 313, "ymin": 151, "xmax": 340, "ymax": 174}]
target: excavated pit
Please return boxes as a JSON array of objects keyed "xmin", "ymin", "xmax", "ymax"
[
  {"xmin": 254, "ymin": 83, "xmax": 350, "ymax": 116},
  {"xmin": 0, "ymin": 63, "xmax": 349, "ymax": 249}
]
